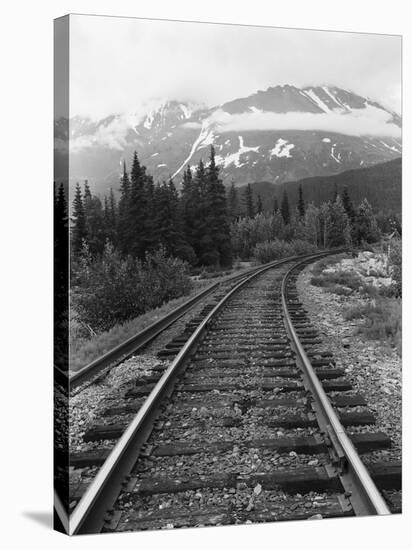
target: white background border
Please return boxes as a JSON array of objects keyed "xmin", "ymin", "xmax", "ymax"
[{"xmin": 1, "ymin": 1, "xmax": 409, "ymax": 548}]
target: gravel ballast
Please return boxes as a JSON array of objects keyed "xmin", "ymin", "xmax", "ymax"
[{"xmin": 296, "ymin": 260, "xmax": 401, "ymax": 459}]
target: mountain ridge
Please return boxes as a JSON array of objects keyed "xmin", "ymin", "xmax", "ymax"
[{"xmin": 54, "ymin": 84, "xmax": 402, "ymax": 195}]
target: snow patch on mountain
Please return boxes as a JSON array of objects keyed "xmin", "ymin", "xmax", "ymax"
[
  {"xmin": 304, "ymin": 89, "xmax": 333, "ymax": 113},
  {"xmin": 270, "ymin": 138, "xmax": 295, "ymax": 158},
  {"xmin": 172, "ymin": 120, "xmax": 213, "ymax": 177},
  {"xmin": 215, "ymin": 136, "xmax": 260, "ymax": 168},
  {"xmin": 180, "ymin": 104, "xmax": 192, "ymax": 119},
  {"xmin": 380, "ymin": 140, "xmax": 401, "ymax": 154},
  {"xmin": 144, "ymin": 111, "xmax": 155, "ymax": 130},
  {"xmin": 330, "ymin": 144, "xmax": 341, "ymax": 164},
  {"xmin": 322, "ymin": 87, "xmax": 348, "ymax": 111}
]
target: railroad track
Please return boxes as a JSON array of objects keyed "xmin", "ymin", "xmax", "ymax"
[{"xmin": 66, "ymin": 252, "xmax": 401, "ymax": 535}]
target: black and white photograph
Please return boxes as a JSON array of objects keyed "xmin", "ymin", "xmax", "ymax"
[{"xmin": 53, "ymin": 12, "xmax": 402, "ymax": 537}]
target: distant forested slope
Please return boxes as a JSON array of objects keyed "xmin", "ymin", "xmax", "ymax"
[{"xmin": 239, "ymin": 158, "xmax": 401, "ymax": 214}]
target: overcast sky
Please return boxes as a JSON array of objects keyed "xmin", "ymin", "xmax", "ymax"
[{"xmin": 69, "ymin": 14, "xmax": 401, "ymax": 121}]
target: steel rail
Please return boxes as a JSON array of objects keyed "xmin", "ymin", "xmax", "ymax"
[
  {"xmin": 69, "ymin": 261, "xmax": 298, "ymax": 389},
  {"xmin": 281, "ymin": 257, "xmax": 391, "ymax": 516},
  {"xmin": 69, "ymin": 251, "xmax": 330, "ymax": 534}
]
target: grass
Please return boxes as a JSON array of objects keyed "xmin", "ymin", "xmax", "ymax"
[
  {"xmin": 310, "ymin": 252, "xmax": 401, "ymax": 355},
  {"xmin": 310, "ymin": 269, "xmax": 362, "ymax": 294},
  {"xmin": 69, "ymin": 262, "xmax": 253, "ymax": 372},
  {"xmin": 344, "ymin": 298, "xmax": 401, "ymax": 354},
  {"xmin": 310, "ymin": 253, "xmax": 350, "ymax": 277}
]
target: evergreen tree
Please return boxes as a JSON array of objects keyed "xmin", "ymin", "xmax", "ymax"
[
  {"xmin": 154, "ymin": 180, "xmax": 187, "ymax": 258},
  {"xmin": 144, "ymin": 173, "xmax": 157, "ymax": 252},
  {"xmin": 280, "ymin": 190, "xmax": 290, "ymax": 225},
  {"xmin": 244, "ymin": 184, "xmax": 254, "ymax": 218},
  {"xmin": 353, "ymin": 198, "xmax": 380, "ymax": 245},
  {"xmin": 341, "ymin": 186, "xmax": 356, "ymax": 222},
  {"xmin": 203, "ymin": 146, "xmax": 232, "ymax": 267},
  {"xmin": 85, "ymin": 195, "xmax": 106, "ymax": 256},
  {"xmin": 117, "ymin": 161, "xmax": 131, "ymax": 256},
  {"xmin": 324, "ymin": 195, "xmax": 351, "ymax": 247},
  {"xmin": 227, "ymin": 180, "xmax": 239, "ymax": 221},
  {"xmin": 332, "ymin": 183, "xmax": 338, "ymax": 203},
  {"xmin": 257, "ymin": 194, "xmax": 263, "ymax": 215},
  {"xmin": 106, "ymin": 188, "xmax": 117, "ymax": 245},
  {"xmin": 128, "ymin": 151, "xmax": 147, "ymax": 259},
  {"xmin": 297, "ymin": 185, "xmax": 305, "ymax": 218},
  {"xmin": 71, "ymin": 182, "xmax": 87, "ymax": 256},
  {"xmin": 272, "ymin": 197, "xmax": 279, "ymax": 214}
]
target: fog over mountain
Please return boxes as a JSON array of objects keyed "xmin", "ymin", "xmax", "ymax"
[{"xmin": 55, "ymin": 84, "xmax": 401, "ymax": 195}]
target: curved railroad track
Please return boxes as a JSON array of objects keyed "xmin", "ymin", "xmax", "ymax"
[{"xmin": 65, "ymin": 252, "xmax": 401, "ymax": 535}]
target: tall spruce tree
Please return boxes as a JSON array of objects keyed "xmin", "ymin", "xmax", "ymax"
[
  {"xmin": 257, "ymin": 194, "xmax": 263, "ymax": 215},
  {"xmin": 128, "ymin": 151, "xmax": 147, "ymax": 259},
  {"xmin": 227, "ymin": 181, "xmax": 239, "ymax": 221},
  {"xmin": 273, "ymin": 197, "xmax": 279, "ymax": 214},
  {"xmin": 244, "ymin": 184, "xmax": 254, "ymax": 218},
  {"xmin": 353, "ymin": 198, "xmax": 379, "ymax": 245},
  {"xmin": 341, "ymin": 186, "xmax": 356, "ymax": 222},
  {"xmin": 297, "ymin": 185, "xmax": 305, "ymax": 218},
  {"xmin": 203, "ymin": 146, "xmax": 232, "ymax": 267},
  {"xmin": 154, "ymin": 179, "xmax": 187, "ymax": 258},
  {"xmin": 280, "ymin": 190, "xmax": 290, "ymax": 225},
  {"xmin": 106, "ymin": 188, "xmax": 117, "ymax": 245},
  {"xmin": 325, "ymin": 195, "xmax": 351, "ymax": 247},
  {"xmin": 71, "ymin": 182, "xmax": 87, "ymax": 256},
  {"xmin": 85, "ymin": 195, "xmax": 106, "ymax": 256},
  {"xmin": 117, "ymin": 161, "xmax": 131, "ymax": 256}
]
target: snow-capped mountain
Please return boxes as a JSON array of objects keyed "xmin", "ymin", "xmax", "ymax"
[{"xmin": 54, "ymin": 85, "xmax": 402, "ymax": 194}]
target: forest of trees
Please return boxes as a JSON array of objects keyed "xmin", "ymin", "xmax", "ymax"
[
  {"xmin": 54, "ymin": 145, "xmax": 396, "ymax": 336},
  {"xmin": 70, "ymin": 146, "xmax": 232, "ymax": 268},
  {"xmin": 229, "ymin": 182, "xmax": 384, "ymax": 261}
]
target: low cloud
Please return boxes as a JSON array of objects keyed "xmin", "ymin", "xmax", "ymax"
[
  {"xmin": 69, "ymin": 115, "xmax": 139, "ymax": 152},
  {"xmin": 184, "ymin": 106, "xmax": 401, "ymax": 138}
]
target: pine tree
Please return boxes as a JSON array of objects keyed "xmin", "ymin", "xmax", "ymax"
[
  {"xmin": 203, "ymin": 146, "xmax": 232, "ymax": 267},
  {"xmin": 332, "ymin": 183, "xmax": 338, "ymax": 203},
  {"xmin": 107, "ymin": 188, "xmax": 117, "ymax": 245},
  {"xmin": 297, "ymin": 185, "xmax": 305, "ymax": 218},
  {"xmin": 244, "ymin": 184, "xmax": 254, "ymax": 218},
  {"xmin": 128, "ymin": 151, "xmax": 147, "ymax": 259},
  {"xmin": 227, "ymin": 180, "xmax": 239, "ymax": 221},
  {"xmin": 353, "ymin": 198, "xmax": 380, "ymax": 245},
  {"xmin": 117, "ymin": 161, "xmax": 131, "ymax": 255},
  {"xmin": 154, "ymin": 180, "xmax": 187, "ymax": 258},
  {"xmin": 71, "ymin": 182, "xmax": 87, "ymax": 256},
  {"xmin": 272, "ymin": 197, "xmax": 279, "ymax": 214},
  {"xmin": 83, "ymin": 179, "xmax": 92, "ymax": 201},
  {"xmin": 280, "ymin": 190, "xmax": 290, "ymax": 225},
  {"xmin": 257, "ymin": 194, "xmax": 263, "ymax": 215},
  {"xmin": 85, "ymin": 195, "xmax": 106, "ymax": 256},
  {"xmin": 324, "ymin": 195, "xmax": 351, "ymax": 247},
  {"xmin": 341, "ymin": 186, "xmax": 356, "ymax": 222}
]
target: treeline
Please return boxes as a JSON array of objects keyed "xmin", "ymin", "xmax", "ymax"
[
  {"xmin": 235, "ymin": 157, "xmax": 402, "ymax": 218},
  {"xmin": 70, "ymin": 146, "xmax": 232, "ymax": 268},
  {"xmin": 230, "ymin": 183, "xmax": 383, "ymax": 261}
]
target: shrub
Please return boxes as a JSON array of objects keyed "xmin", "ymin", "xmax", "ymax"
[
  {"xmin": 310, "ymin": 269, "xmax": 362, "ymax": 292},
  {"xmin": 388, "ymin": 238, "xmax": 402, "ymax": 297},
  {"xmin": 71, "ymin": 244, "xmax": 192, "ymax": 333},
  {"xmin": 253, "ymin": 239, "xmax": 317, "ymax": 264},
  {"xmin": 343, "ymin": 298, "xmax": 401, "ymax": 354}
]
